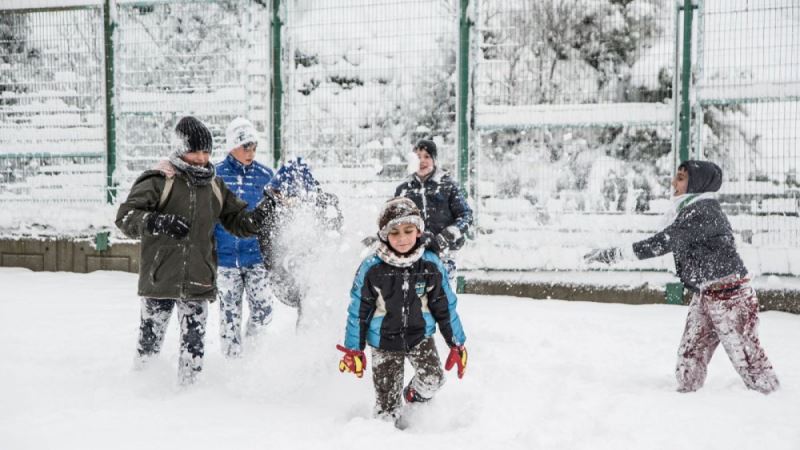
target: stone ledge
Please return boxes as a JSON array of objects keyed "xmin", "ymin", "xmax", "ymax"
[
  {"xmin": 0, "ymin": 237, "xmax": 139, "ymax": 274},
  {"xmin": 463, "ymin": 277, "xmax": 800, "ymax": 314}
]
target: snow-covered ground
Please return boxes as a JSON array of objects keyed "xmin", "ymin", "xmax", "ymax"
[{"xmin": 1, "ymin": 267, "xmax": 798, "ymax": 450}]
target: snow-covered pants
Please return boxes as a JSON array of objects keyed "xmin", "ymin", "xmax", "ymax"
[
  {"xmin": 675, "ymin": 281, "xmax": 779, "ymax": 394},
  {"xmin": 136, "ymin": 298, "xmax": 208, "ymax": 385},
  {"xmin": 217, "ymin": 264, "xmax": 274, "ymax": 358},
  {"xmin": 371, "ymin": 337, "xmax": 445, "ymax": 419}
]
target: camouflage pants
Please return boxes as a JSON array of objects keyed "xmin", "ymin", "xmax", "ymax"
[
  {"xmin": 217, "ymin": 265, "xmax": 274, "ymax": 358},
  {"xmin": 371, "ymin": 337, "xmax": 445, "ymax": 419},
  {"xmin": 676, "ymin": 283, "xmax": 779, "ymax": 394},
  {"xmin": 137, "ymin": 298, "xmax": 208, "ymax": 385}
]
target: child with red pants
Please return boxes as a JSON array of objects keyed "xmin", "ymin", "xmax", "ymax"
[{"xmin": 585, "ymin": 160, "xmax": 779, "ymax": 394}]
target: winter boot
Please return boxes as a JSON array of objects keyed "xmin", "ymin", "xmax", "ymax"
[{"xmin": 403, "ymin": 385, "xmax": 431, "ymax": 404}]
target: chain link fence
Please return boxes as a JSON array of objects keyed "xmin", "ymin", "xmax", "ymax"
[
  {"xmin": 0, "ymin": 0, "xmax": 798, "ymax": 273},
  {"xmin": 0, "ymin": 6, "xmax": 106, "ymax": 207},
  {"xmin": 469, "ymin": 0, "xmax": 677, "ymax": 270},
  {"xmin": 113, "ymin": 0, "xmax": 270, "ymax": 200},
  {"xmin": 282, "ymin": 0, "xmax": 457, "ymax": 191}
]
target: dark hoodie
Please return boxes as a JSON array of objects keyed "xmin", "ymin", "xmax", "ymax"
[{"xmin": 631, "ymin": 160, "xmax": 747, "ymax": 292}]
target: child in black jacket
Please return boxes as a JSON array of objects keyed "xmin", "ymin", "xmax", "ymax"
[
  {"xmin": 585, "ymin": 160, "xmax": 779, "ymax": 394},
  {"xmin": 337, "ymin": 197, "xmax": 468, "ymax": 425}
]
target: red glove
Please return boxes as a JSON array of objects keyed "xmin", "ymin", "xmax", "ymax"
[
  {"xmin": 336, "ymin": 344, "xmax": 366, "ymax": 378},
  {"xmin": 445, "ymin": 345, "xmax": 468, "ymax": 379}
]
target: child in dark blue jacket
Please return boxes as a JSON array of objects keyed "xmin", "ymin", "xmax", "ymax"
[
  {"xmin": 214, "ymin": 117, "xmax": 275, "ymax": 358},
  {"xmin": 585, "ymin": 160, "xmax": 779, "ymax": 394},
  {"xmin": 337, "ymin": 197, "xmax": 468, "ymax": 425}
]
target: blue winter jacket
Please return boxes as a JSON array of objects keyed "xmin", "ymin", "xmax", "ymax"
[
  {"xmin": 343, "ymin": 249, "xmax": 466, "ymax": 352},
  {"xmin": 214, "ymin": 154, "xmax": 274, "ymax": 268}
]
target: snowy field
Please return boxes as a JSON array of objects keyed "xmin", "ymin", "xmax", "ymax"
[{"xmin": 1, "ymin": 267, "xmax": 799, "ymax": 450}]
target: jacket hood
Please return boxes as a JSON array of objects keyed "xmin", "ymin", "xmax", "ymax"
[{"xmin": 679, "ymin": 160, "xmax": 723, "ymax": 193}]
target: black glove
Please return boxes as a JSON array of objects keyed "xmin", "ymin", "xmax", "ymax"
[
  {"xmin": 583, "ymin": 247, "xmax": 622, "ymax": 265},
  {"xmin": 146, "ymin": 213, "xmax": 190, "ymax": 239},
  {"xmin": 251, "ymin": 189, "xmax": 279, "ymax": 226},
  {"xmin": 420, "ymin": 231, "xmax": 442, "ymax": 253}
]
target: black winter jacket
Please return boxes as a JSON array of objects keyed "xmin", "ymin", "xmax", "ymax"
[
  {"xmin": 633, "ymin": 199, "xmax": 747, "ymax": 292},
  {"xmin": 394, "ymin": 169, "xmax": 473, "ymax": 248}
]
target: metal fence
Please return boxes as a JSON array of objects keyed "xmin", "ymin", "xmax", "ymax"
[
  {"xmin": 0, "ymin": 6, "xmax": 106, "ymax": 203},
  {"xmin": 281, "ymin": 0, "xmax": 458, "ymax": 189},
  {"xmin": 0, "ymin": 0, "xmax": 798, "ymax": 273}
]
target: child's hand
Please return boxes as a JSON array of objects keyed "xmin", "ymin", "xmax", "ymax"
[
  {"xmin": 583, "ymin": 247, "xmax": 622, "ymax": 265},
  {"xmin": 445, "ymin": 345, "xmax": 468, "ymax": 379},
  {"xmin": 336, "ymin": 344, "xmax": 366, "ymax": 378}
]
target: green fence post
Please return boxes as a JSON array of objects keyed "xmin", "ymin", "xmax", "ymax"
[
  {"xmin": 103, "ymin": 0, "xmax": 117, "ymax": 203},
  {"xmin": 665, "ymin": 282, "xmax": 685, "ymax": 305},
  {"xmin": 456, "ymin": 275, "xmax": 466, "ymax": 294},
  {"xmin": 271, "ymin": 0, "xmax": 283, "ymax": 168},
  {"xmin": 678, "ymin": 0, "xmax": 694, "ymax": 163},
  {"xmin": 95, "ymin": 231, "xmax": 110, "ymax": 252},
  {"xmin": 457, "ymin": 0, "xmax": 471, "ymax": 194}
]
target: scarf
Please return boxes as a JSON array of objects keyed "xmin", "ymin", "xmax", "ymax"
[
  {"xmin": 168, "ymin": 152, "xmax": 215, "ymax": 186},
  {"xmin": 375, "ymin": 241, "xmax": 426, "ymax": 268},
  {"xmin": 660, "ymin": 192, "xmax": 717, "ymax": 229}
]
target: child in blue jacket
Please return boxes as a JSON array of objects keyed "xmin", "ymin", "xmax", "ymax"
[
  {"xmin": 337, "ymin": 197, "xmax": 468, "ymax": 425},
  {"xmin": 214, "ymin": 117, "xmax": 275, "ymax": 358}
]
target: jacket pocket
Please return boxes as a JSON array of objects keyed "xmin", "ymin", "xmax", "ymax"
[{"xmin": 149, "ymin": 245, "xmax": 179, "ymax": 284}]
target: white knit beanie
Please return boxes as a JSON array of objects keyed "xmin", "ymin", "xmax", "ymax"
[{"xmin": 225, "ymin": 117, "xmax": 258, "ymax": 153}]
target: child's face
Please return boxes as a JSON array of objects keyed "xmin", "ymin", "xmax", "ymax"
[
  {"xmin": 414, "ymin": 149, "xmax": 435, "ymax": 177},
  {"xmin": 387, "ymin": 223, "xmax": 421, "ymax": 254},
  {"xmin": 181, "ymin": 151, "xmax": 210, "ymax": 167},
  {"xmin": 672, "ymin": 167, "xmax": 689, "ymax": 196}
]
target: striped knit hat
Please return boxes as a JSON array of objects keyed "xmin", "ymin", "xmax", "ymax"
[{"xmin": 377, "ymin": 197, "xmax": 425, "ymax": 241}]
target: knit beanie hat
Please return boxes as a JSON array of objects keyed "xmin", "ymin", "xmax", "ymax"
[
  {"xmin": 377, "ymin": 197, "xmax": 425, "ymax": 242},
  {"xmin": 174, "ymin": 116, "xmax": 213, "ymax": 154},
  {"xmin": 414, "ymin": 139, "xmax": 437, "ymax": 160},
  {"xmin": 225, "ymin": 117, "xmax": 258, "ymax": 153}
]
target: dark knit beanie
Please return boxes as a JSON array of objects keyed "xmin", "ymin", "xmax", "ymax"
[
  {"xmin": 377, "ymin": 197, "xmax": 425, "ymax": 241},
  {"xmin": 414, "ymin": 139, "xmax": 437, "ymax": 160},
  {"xmin": 174, "ymin": 116, "xmax": 213, "ymax": 154}
]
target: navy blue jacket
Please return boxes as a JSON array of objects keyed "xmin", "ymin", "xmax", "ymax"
[
  {"xmin": 633, "ymin": 161, "xmax": 747, "ymax": 292},
  {"xmin": 343, "ymin": 249, "xmax": 466, "ymax": 352},
  {"xmin": 214, "ymin": 154, "xmax": 274, "ymax": 268},
  {"xmin": 394, "ymin": 169, "xmax": 473, "ymax": 246}
]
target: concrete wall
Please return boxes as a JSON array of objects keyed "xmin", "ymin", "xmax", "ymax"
[
  {"xmin": 1, "ymin": 237, "xmax": 797, "ymax": 314},
  {"xmin": 0, "ymin": 237, "xmax": 139, "ymax": 274},
  {"xmin": 463, "ymin": 279, "xmax": 800, "ymax": 314}
]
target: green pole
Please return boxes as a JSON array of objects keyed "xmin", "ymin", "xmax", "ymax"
[
  {"xmin": 103, "ymin": 0, "xmax": 117, "ymax": 203},
  {"xmin": 678, "ymin": 0, "xmax": 694, "ymax": 163},
  {"xmin": 457, "ymin": 0, "xmax": 471, "ymax": 194},
  {"xmin": 271, "ymin": 0, "xmax": 283, "ymax": 167}
]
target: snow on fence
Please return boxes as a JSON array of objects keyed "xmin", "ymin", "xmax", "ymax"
[{"xmin": 0, "ymin": 0, "xmax": 799, "ymax": 276}]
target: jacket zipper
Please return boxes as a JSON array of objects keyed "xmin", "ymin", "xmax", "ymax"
[
  {"xmin": 401, "ymin": 269, "xmax": 410, "ymax": 351},
  {"xmin": 416, "ymin": 176, "xmax": 429, "ymax": 222},
  {"xmin": 181, "ymin": 177, "xmax": 195, "ymax": 299}
]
